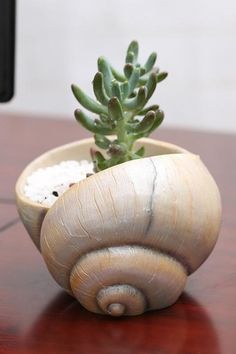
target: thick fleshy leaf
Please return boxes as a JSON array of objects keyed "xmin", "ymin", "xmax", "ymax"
[
  {"xmin": 147, "ymin": 109, "xmax": 164, "ymax": 133},
  {"xmin": 120, "ymin": 81, "xmax": 129, "ymax": 100},
  {"xmin": 140, "ymin": 67, "xmax": 146, "ymax": 76},
  {"xmin": 156, "ymin": 72, "xmax": 168, "ymax": 83},
  {"xmin": 108, "ymin": 97, "xmax": 124, "ymax": 121},
  {"xmin": 145, "ymin": 73, "xmax": 157, "ymax": 100},
  {"xmin": 135, "ymin": 146, "xmax": 145, "ymax": 157},
  {"xmin": 144, "ymin": 52, "xmax": 157, "ymax": 72},
  {"xmin": 124, "ymin": 63, "xmax": 133, "ymax": 78},
  {"xmin": 138, "ymin": 67, "xmax": 160, "ymax": 85},
  {"xmin": 111, "ymin": 80, "xmax": 122, "ymax": 101},
  {"xmin": 137, "ymin": 104, "xmax": 159, "ymax": 115},
  {"xmin": 94, "ymin": 134, "xmax": 111, "ymax": 149},
  {"xmin": 71, "ymin": 84, "xmax": 107, "ymax": 114},
  {"xmin": 94, "ymin": 151, "xmax": 107, "ymax": 171},
  {"xmin": 94, "ymin": 118, "xmax": 113, "ymax": 130},
  {"xmin": 74, "ymin": 109, "xmax": 114, "ymax": 135},
  {"xmin": 126, "ymin": 41, "xmax": 139, "ymax": 62},
  {"xmin": 126, "ymin": 51, "xmax": 135, "ymax": 64},
  {"xmin": 127, "ymin": 111, "xmax": 155, "ymax": 134},
  {"xmin": 123, "ymin": 86, "xmax": 147, "ymax": 111},
  {"xmin": 110, "ymin": 65, "xmax": 126, "ymax": 82},
  {"xmin": 108, "ymin": 142, "xmax": 127, "ymax": 157},
  {"xmin": 93, "ymin": 72, "xmax": 110, "ymax": 106},
  {"xmin": 128, "ymin": 67, "xmax": 140, "ymax": 95},
  {"xmin": 97, "ymin": 57, "xmax": 113, "ymax": 96}
]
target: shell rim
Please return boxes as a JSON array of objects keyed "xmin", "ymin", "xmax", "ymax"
[{"xmin": 15, "ymin": 137, "xmax": 191, "ymax": 210}]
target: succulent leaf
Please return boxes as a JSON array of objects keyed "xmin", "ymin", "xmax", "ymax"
[
  {"xmin": 124, "ymin": 63, "xmax": 133, "ymax": 79},
  {"xmin": 120, "ymin": 81, "xmax": 129, "ymax": 100},
  {"xmin": 93, "ymin": 72, "xmax": 110, "ymax": 106},
  {"xmin": 111, "ymin": 80, "xmax": 122, "ymax": 101},
  {"xmin": 126, "ymin": 40, "xmax": 139, "ymax": 62},
  {"xmin": 140, "ymin": 67, "xmax": 146, "ymax": 76},
  {"xmin": 110, "ymin": 66, "xmax": 126, "ymax": 82},
  {"xmin": 94, "ymin": 134, "xmax": 111, "ymax": 149},
  {"xmin": 138, "ymin": 67, "xmax": 159, "ymax": 85},
  {"xmin": 94, "ymin": 118, "xmax": 113, "ymax": 130},
  {"xmin": 128, "ymin": 67, "xmax": 140, "ymax": 95},
  {"xmin": 144, "ymin": 52, "xmax": 157, "ymax": 73},
  {"xmin": 108, "ymin": 97, "xmax": 123, "ymax": 121},
  {"xmin": 127, "ymin": 111, "xmax": 156, "ymax": 134},
  {"xmin": 145, "ymin": 73, "xmax": 157, "ymax": 100},
  {"xmin": 99, "ymin": 113, "xmax": 111, "ymax": 124},
  {"xmin": 93, "ymin": 151, "xmax": 107, "ymax": 171},
  {"xmin": 123, "ymin": 86, "xmax": 147, "ymax": 111},
  {"xmin": 72, "ymin": 84, "xmax": 107, "ymax": 115},
  {"xmin": 137, "ymin": 104, "xmax": 159, "ymax": 115},
  {"xmin": 147, "ymin": 109, "xmax": 164, "ymax": 134},
  {"xmin": 156, "ymin": 72, "xmax": 168, "ymax": 83},
  {"xmin": 97, "ymin": 57, "xmax": 113, "ymax": 96},
  {"xmin": 126, "ymin": 51, "xmax": 135, "ymax": 64},
  {"xmin": 74, "ymin": 109, "xmax": 114, "ymax": 135},
  {"xmin": 135, "ymin": 146, "xmax": 145, "ymax": 157},
  {"xmin": 108, "ymin": 142, "xmax": 127, "ymax": 157}
]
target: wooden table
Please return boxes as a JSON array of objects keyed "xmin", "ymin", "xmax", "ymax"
[{"xmin": 0, "ymin": 114, "xmax": 235, "ymax": 354}]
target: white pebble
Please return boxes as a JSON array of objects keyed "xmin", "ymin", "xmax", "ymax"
[{"xmin": 24, "ymin": 160, "xmax": 94, "ymax": 207}]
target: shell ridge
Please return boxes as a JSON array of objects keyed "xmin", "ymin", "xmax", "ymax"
[
  {"xmin": 70, "ymin": 245, "xmax": 187, "ymax": 315},
  {"xmin": 69, "ymin": 244, "xmax": 190, "ymax": 277},
  {"xmin": 93, "ymin": 193, "xmax": 105, "ymax": 237},
  {"xmin": 75, "ymin": 187, "xmax": 93, "ymax": 240},
  {"xmin": 123, "ymin": 166, "xmax": 139, "ymax": 237}
]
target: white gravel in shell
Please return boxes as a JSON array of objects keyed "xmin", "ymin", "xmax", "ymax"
[{"xmin": 24, "ymin": 160, "xmax": 94, "ymax": 207}]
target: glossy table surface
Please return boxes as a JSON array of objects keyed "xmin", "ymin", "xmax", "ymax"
[{"xmin": 0, "ymin": 114, "xmax": 235, "ymax": 354}]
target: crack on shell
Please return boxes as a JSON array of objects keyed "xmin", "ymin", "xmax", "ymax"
[{"xmin": 145, "ymin": 158, "xmax": 158, "ymax": 235}]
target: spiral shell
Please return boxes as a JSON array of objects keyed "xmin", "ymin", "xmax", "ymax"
[{"xmin": 38, "ymin": 145, "xmax": 221, "ymax": 316}]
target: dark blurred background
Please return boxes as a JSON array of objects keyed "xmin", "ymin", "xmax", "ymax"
[{"xmin": 0, "ymin": 0, "xmax": 15, "ymax": 102}]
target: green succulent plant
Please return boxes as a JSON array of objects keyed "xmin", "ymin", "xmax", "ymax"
[{"xmin": 71, "ymin": 40, "xmax": 167, "ymax": 172}]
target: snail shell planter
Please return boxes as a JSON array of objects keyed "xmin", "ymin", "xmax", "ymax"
[{"xmin": 15, "ymin": 137, "xmax": 222, "ymax": 317}]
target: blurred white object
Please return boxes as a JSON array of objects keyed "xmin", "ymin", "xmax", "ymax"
[{"xmin": 24, "ymin": 160, "xmax": 93, "ymax": 207}]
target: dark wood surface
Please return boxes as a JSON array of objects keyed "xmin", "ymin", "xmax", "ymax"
[{"xmin": 0, "ymin": 114, "xmax": 235, "ymax": 354}]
